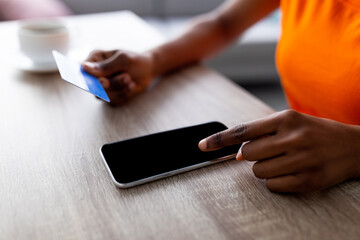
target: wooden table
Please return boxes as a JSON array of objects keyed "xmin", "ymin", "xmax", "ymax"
[{"xmin": 1, "ymin": 11, "xmax": 360, "ymax": 240}]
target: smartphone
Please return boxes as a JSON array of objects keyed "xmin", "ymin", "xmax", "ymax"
[{"xmin": 99, "ymin": 121, "xmax": 241, "ymax": 188}]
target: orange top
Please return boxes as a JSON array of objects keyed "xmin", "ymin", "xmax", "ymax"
[{"xmin": 276, "ymin": 0, "xmax": 360, "ymax": 125}]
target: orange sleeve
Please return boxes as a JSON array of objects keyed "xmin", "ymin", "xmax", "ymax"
[{"xmin": 276, "ymin": 0, "xmax": 360, "ymax": 125}]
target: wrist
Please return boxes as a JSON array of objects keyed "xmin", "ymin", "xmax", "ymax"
[{"xmin": 145, "ymin": 48, "xmax": 162, "ymax": 78}]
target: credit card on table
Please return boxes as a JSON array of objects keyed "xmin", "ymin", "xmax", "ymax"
[{"xmin": 52, "ymin": 50, "xmax": 110, "ymax": 102}]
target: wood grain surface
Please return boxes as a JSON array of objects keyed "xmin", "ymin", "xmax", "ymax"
[{"xmin": 1, "ymin": 12, "xmax": 360, "ymax": 240}]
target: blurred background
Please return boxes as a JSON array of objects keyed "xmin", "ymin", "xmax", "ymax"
[{"xmin": 0, "ymin": 0, "xmax": 287, "ymax": 111}]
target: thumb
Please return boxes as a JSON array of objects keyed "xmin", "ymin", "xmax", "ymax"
[
  {"xmin": 82, "ymin": 61, "xmax": 103, "ymax": 77},
  {"xmin": 82, "ymin": 52, "xmax": 130, "ymax": 77}
]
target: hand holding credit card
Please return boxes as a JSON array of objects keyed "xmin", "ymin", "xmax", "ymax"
[{"xmin": 52, "ymin": 51, "xmax": 110, "ymax": 102}]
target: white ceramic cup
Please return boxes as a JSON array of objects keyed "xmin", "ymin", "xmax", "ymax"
[{"xmin": 18, "ymin": 20, "xmax": 70, "ymax": 65}]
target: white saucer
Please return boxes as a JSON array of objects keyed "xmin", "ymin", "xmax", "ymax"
[
  {"xmin": 11, "ymin": 48, "xmax": 91, "ymax": 73},
  {"xmin": 11, "ymin": 52, "xmax": 58, "ymax": 73}
]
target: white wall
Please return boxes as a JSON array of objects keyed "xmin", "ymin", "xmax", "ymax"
[
  {"xmin": 62, "ymin": 0, "xmax": 153, "ymax": 15},
  {"xmin": 61, "ymin": 0, "xmax": 223, "ymax": 16}
]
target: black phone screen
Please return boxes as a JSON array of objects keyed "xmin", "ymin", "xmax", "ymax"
[{"xmin": 100, "ymin": 122, "xmax": 241, "ymax": 185}]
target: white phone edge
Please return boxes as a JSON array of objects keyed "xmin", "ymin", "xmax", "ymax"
[{"xmin": 99, "ymin": 146, "xmax": 236, "ymax": 189}]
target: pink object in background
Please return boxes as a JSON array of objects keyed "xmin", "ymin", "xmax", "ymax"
[{"xmin": 0, "ymin": 0, "xmax": 72, "ymax": 20}]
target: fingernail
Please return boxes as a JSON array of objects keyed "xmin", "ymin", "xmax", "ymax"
[
  {"xmin": 129, "ymin": 82, "xmax": 135, "ymax": 90},
  {"xmin": 99, "ymin": 78, "xmax": 110, "ymax": 89},
  {"xmin": 198, "ymin": 139, "xmax": 207, "ymax": 151},
  {"xmin": 83, "ymin": 62, "xmax": 97, "ymax": 69},
  {"xmin": 123, "ymin": 75, "xmax": 131, "ymax": 84},
  {"xmin": 236, "ymin": 153, "xmax": 244, "ymax": 161}
]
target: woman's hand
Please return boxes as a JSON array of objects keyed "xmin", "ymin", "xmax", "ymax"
[
  {"xmin": 82, "ymin": 50, "xmax": 154, "ymax": 105},
  {"xmin": 199, "ymin": 110, "xmax": 360, "ymax": 193}
]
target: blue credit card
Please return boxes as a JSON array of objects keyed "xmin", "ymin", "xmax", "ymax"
[{"xmin": 52, "ymin": 50, "xmax": 110, "ymax": 102}]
